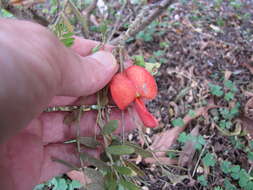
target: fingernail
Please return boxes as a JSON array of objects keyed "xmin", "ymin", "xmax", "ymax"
[{"xmin": 89, "ymin": 51, "xmax": 117, "ymax": 67}]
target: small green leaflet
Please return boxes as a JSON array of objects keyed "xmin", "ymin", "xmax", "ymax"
[
  {"xmin": 61, "ymin": 37, "xmax": 74, "ymax": 47},
  {"xmin": 106, "ymin": 145, "xmax": 135, "ymax": 155},
  {"xmin": 124, "ymin": 142, "xmax": 152, "ymax": 157},
  {"xmin": 102, "ymin": 120, "xmax": 119, "ymax": 135},
  {"xmin": 77, "ymin": 137, "xmax": 101, "ymax": 148},
  {"xmin": 133, "ymin": 55, "xmax": 145, "ymax": 67},
  {"xmin": 197, "ymin": 175, "xmax": 208, "ymax": 186},
  {"xmin": 124, "ymin": 160, "xmax": 145, "ymax": 176},
  {"xmin": 113, "ymin": 165, "xmax": 136, "ymax": 176},
  {"xmin": 208, "ymin": 83, "xmax": 224, "ymax": 97},
  {"xmin": 202, "ymin": 153, "xmax": 216, "ymax": 167},
  {"xmin": 172, "ymin": 117, "xmax": 184, "ymax": 127}
]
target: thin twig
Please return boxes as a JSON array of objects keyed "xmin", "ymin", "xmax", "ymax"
[
  {"xmin": 111, "ymin": 0, "xmax": 175, "ymax": 45},
  {"xmin": 191, "ymin": 135, "xmax": 214, "ymax": 177},
  {"xmin": 68, "ymin": 0, "xmax": 89, "ymax": 38},
  {"xmin": 118, "ymin": 46, "xmax": 126, "ymax": 143},
  {"xmin": 107, "ymin": 1, "xmax": 127, "ymax": 42},
  {"xmin": 82, "ymin": 0, "xmax": 98, "ymax": 38},
  {"xmin": 76, "ymin": 108, "xmax": 85, "ymax": 169}
]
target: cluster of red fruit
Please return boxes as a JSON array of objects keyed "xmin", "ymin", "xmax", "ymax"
[{"xmin": 110, "ymin": 65, "xmax": 158, "ymax": 128}]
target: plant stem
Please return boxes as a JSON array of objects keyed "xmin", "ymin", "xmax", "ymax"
[{"xmin": 111, "ymin": 0, "xmax": 176, "ymax": 45}]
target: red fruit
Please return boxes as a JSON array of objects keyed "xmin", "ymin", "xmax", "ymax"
[
  {"xmin": 110, "ymin": 65, "xmax": 159, "ymax": 127},
  {"xmin": 110, "ymin": 73, "xmax": 136, "ymax": 110},
  {"xmin": 134, "ymin": 99, "xmax": 158, "ymax": 128},
  {"xmin": 126, "ymin": 65, "xmax": 157, "ymax": 99}
]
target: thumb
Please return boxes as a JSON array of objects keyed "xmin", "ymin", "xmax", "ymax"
[{"xmin": 58, "ymin": 51, "xmax": 118, "ymax": 97}]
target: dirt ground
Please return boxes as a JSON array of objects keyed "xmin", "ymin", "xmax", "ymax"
[{"xmin": 124, "ymin": 1, "xmax": 253, "ymax": 189}]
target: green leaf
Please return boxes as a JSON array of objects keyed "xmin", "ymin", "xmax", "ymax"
[
  {"xmin": 221, "ymin": 161, "xmax": 232, "ymax": 174},
  {"xmin": 249, "ymin": 141, "xmax": 253, "ymax": 149},
  {"xmin": 102, "ymin": 120, "xmax": 119, "ymax": 135},
  {"xmin": 197, "ymin": 175, "xmax": 208, "ymax": 186},
  {"xmin": 113, "ymin": 166, "xmax": 136, "ymax": 176},
  {"xmin": 62, "ymin": 32, "xmax": 74, "ymax": 38},
  {"xmin": 60, "ymin": 37, "xmax": 74, "ymax": 47},
  {"xmin": 80, "ymin": 152, "xmax": 110, "ymax": 171},
  {"xmin": 124, "ymin": 160, "xmax": 145, "ymax": 176},
  {"xmin": 248, "ymin": 152, "xmax": 253, "ymax": 161},
  {"xmin": 224, "ymin": 80, "xmax": 234, "ymax": 89},
  {"xmin": 166, "ymin": 151, "xmax": 177, "ymax": 159},
  {"xmin": 106, "ymin": 145, "xmax": 135, "ymax": 155},
  {"xmin": 214, "ymin": 186, "xmax": 223, "ymax": 190},
  {"xmin": 188, "ymin": 110, "xmax": 196, "ymax": 117},
  {"xmin": 172, "ymin": 118, "xmax": 184, "ymax": 127},
  {"xmin": 202, "ymin": 153, "xmax": 216, "ymax": 167},
  {"xmin": 145, "ymin": 62, "xmax": 161, "ymax": 75},
  {"xmin": 230, "ymin": 165, "xmax": 241, "ymax": 180},
  {"xmin": 33, "ymin": 184, "xmax": 45, "ymax": 190},
  {"xmin": 238, "ymin": 169, "xmax": 250, "ymax": 188},
  {"xmin": 133, "ymin": 55, "xmax": 145, "ymax": 67},
  {"xmin": 57, "ymin": 178, "xmax": 67, "ymax": 190},
  {"xmin": 154, "ymin": 50, "xmax": 165, "ymax": 57},
  {"xmin": 78, "ymin": 137, "xmax": 101, "ymax": 148},
  {"xmin": 92, "ymin": 44, "xmax": 101, "ymax": 53},
  {"xmin": 239, "ymin": 175, "xmax": 250, "ymax": 188},
  {"xmin": 245, "ymin": 181, "xmax": 253, "ymax": 190},
  {"xmin": 69, "ymin": 180, "xmax": 82, "ymax": 190},
  {"xmin": 224, "ymin": 92, "xmax": 234, "ymax": 101},
  {"xmin": 119, "ymin": 180, "xmax": 140, "ymax": 190},
  {"xmin": 208, "ymin": 83, "xmax": 224, "ymax": 97},
  {"xmin": 178, "ymin": 132, "xmax": 189, "ymax": 143},
  {"xmin": 50, "ymin": 178, "xmax": 58, "ymax": 190},
  {"xmin": 224, "ymin": 178, "xmax": 237, "ymax": 190},
  {"xmin": 105, "ymin": 171, "xmax": 117, "ymax": 190},
  {"xmin": 124, "ymin": 142, "xmax": 152, "ymax": 157}
]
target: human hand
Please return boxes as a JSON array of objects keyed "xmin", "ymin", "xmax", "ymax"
[{"xmin": 0, "ymin": 20, "xmax": 137, "ymax": 190}]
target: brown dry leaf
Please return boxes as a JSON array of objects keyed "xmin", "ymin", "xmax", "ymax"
[
  {"xmin": 178, "ymin": 126, "xmax": 200, "ymax": 167},
  {"xmin": 245, "ymin": 97, "xmax": 253, "ymax": 119},
  {"xmin": 224, "ymin": 70, "xmax": 232, "ymax": 80},
  {"xmin": 146, "ymin": 105, "xmax": 217, "ymax": 163},
  {"xmin": 67, "ymin": 168, "xmax": 104, "ymax": 187},
  {"xmin": 242, "ymin": 116, "xmax": 253, "ymax": 139},
  {"xmin": 242, "ymin": 97, "xmax": 253, "ymax": 139},
  {"xmin": 243, "ymin": 63, "xmax": 253, "ymax": 75},
  {"xmin": 67, "ymin": 170, "xmax": 91, "ymax": 186}
]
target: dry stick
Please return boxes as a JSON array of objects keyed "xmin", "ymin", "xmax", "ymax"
[
  {"xmin": 68, "ymin": 0, "xmax": 89, "ymax": 38},
  {"xmin": 191, "ymin": 135, "xmax": 214, "ymax": 177},
  {"xmin": 0, "ymin": 0, "xmax": 49, "ymax": 26},
  {"xmin": 107, "ymin": 1, "xmax": 127, "ymax": 42},
  {"xmin": 75, "ymin": 108, "xmax": 86, "ymax": 174},
  {"xmin": 111, "ymin": 0, "xmax": 176, "ymax": 45},
  {"xmin": 82, "ymin": 0, "xmax": 98, "ymax": 38},
  {"xmin": 118, "ymin": 47, "xmax": 126, "ymax": 143},
  {"xmin": 49, "ymin": 0, "xmax": 69, "ymax": 30}
]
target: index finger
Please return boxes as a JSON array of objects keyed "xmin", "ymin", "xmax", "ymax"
[{"xmin": 71, "ymin": 36, "xmax": 114, "ymax": 56}]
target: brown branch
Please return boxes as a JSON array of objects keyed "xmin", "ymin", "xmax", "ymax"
[
  {"xmin": 111, "ymin": 0, "xmax": 176, "ymax": 45},
  {"xmin": 107, "ymin": 1, "xmax": 127, "ymax": 42},
  {"xmin": 1, "ymin": 0, "xmax": 49, "ymax": 26},
  {"xmin": 81, "ymin": 0, "xmax": 98, "ymax": 38}
]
